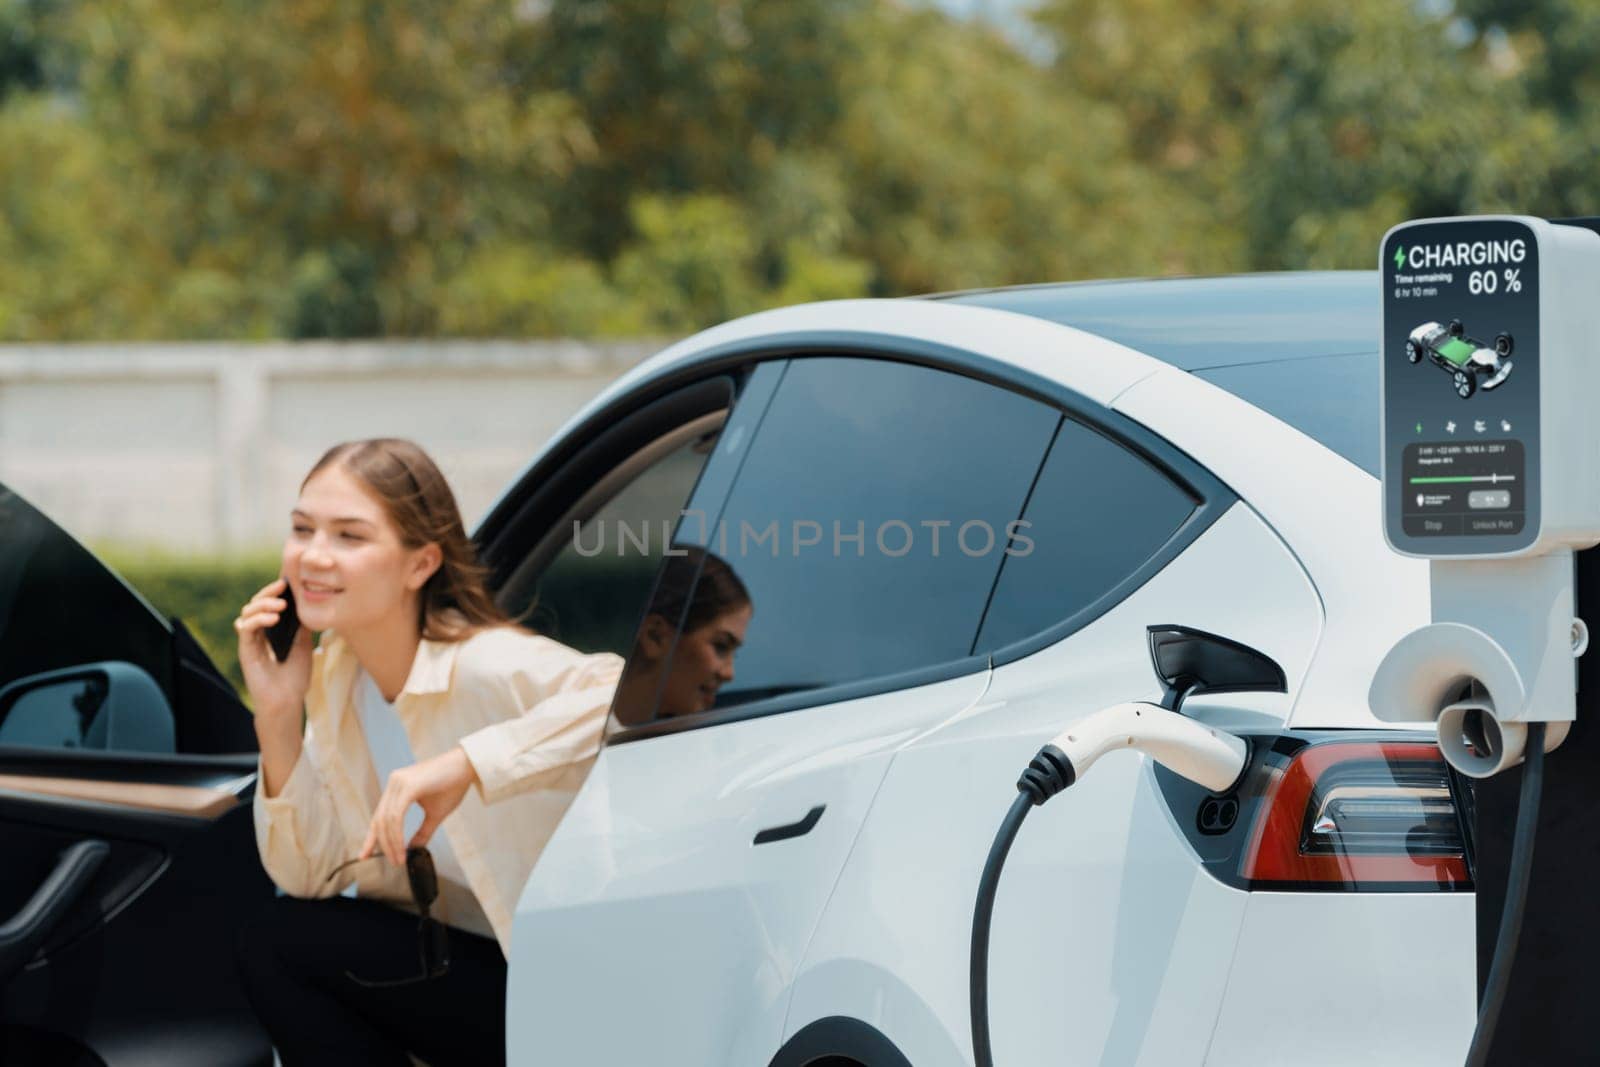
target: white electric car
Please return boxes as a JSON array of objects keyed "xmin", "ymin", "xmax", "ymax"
[
  {"xmin": 0, "ymin": 270, "xmax": 1470, "ymax": 1065},
  {"xmin": 491, "ymin": 272, "xmax": 1474, "ymax": 1066}
]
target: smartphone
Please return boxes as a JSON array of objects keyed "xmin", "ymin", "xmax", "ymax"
[{"xmin": 266, "ymin": 580, "xmax": 300, "ymax": 663}]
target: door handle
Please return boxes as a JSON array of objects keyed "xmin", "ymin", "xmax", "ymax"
[
  {"xmin": 0, "ymin": 839, "xmax": 109, "ymax": 984},
  {"xmin": 753, "ymin": 805, "xmax": 825, "ymax": 846}
]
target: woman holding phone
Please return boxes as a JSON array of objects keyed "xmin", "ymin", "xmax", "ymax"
[{"xmin": 231, "ymin": 438, "xmax": 623, "ymax": 1067}]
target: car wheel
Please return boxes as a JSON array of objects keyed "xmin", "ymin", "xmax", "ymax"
[
  {"xmin": 1455, "ymin": 370, "xmax": 1476, "ymax": 398},
  {"xmin": 769, "ymin": 1019, "xmax": 912, "ymax": 1067},
  {"xmin": 1449, "ymin": 318, "xmax": 1464, "ymax": 337},
  {"xmin": 1496, "ymin": 333, "xmax": 1514, "ymax": 357},
  {"xmin": 1406, "ymin": 340, "xmax": 1423, "ymax": 363}
]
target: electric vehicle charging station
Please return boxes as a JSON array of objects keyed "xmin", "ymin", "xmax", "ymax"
[
  {"xmin": 968, "ymin": 216, "xmax": 1600, "ymax": 1067},
  {"xmin": 1370, "ymin": 215, "xmax": 1600, "ymax": 771},
  {"xmin": 1368, "ymin": 215, "xmax": 1600, "ymax": 1065}
]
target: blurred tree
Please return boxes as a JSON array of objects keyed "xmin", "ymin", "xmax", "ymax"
[
  {"xmin": 0, "ymin": 96, "xmax": 183, "ymax": 340},
  {"xmin": 522, "ymin": 0, "xmax": 869, "ymax": 260},
  {"xmin": 59, "ymin": 0, "xmax": 596, "ymax": 336},
  {"xmin": 827, "ymin": 4, "xmax": 1201, "ymax": 291},
  {"xmin": 611, "ymin": 193, "xmax": 762, "ymax": 330},
  {"xmin": 1452, "ymin": 0, "xmax": 1600, "ymax": 217},
  {"xmin": 1032, "ymin": 0, "xmax": 1556, "ymax": 271},
  {"xmin": 1248, "ymin": 1, "xmax": 1563, "ymax": 267},
  {"xmin": 437, "ymin": 243, "xmax": 645, "ymax": 337},
  {"xmin": 0, "ymin": 0, "xmax": 44, "ymax": 100},
  {"xmin": 0, "ymin": 0, "xmax": 1591, "ymax": 338}
]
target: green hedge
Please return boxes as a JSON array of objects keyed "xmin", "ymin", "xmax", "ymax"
[{"xmin": 96, "ymin": 547, "xmax": 280, "ymax": 700}]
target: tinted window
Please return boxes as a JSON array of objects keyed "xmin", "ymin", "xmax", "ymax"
[
  {"xmin": 619, "ymin": 357, "xmax": 1059, "ymax": 722},
  {"xmin": 975, "ymin": 417, "xmax": 1197, "ymax": 652},
  {"xmin": 0, "ymin": 487, "xmax": 177, "ymax": 750},
  {"xmin": 513, "ymin": 430, "xmax": 719, "ymax": 657}
]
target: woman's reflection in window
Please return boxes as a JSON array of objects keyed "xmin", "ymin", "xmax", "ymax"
[{"xmin": 613, "ymin": 548, "xmax": 752, "ymax": 724}]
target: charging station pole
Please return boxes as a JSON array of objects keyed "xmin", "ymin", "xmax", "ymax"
[
  {"xmin": 1471, "ymin": 231, "xmax": 1600, "ymax": 1051},
  {"xmin": 1471, "ymin": 542, "xmax": 1600, "ymax": 1064}
]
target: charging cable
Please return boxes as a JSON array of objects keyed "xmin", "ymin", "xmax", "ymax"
[
  {"xmin": 1464, "ymin": 720, "xmax": 1545, "ymax": 1067},
  {"xmin": 969, "ymin": 699, "xmax": 1248, "ymax": 1067}
]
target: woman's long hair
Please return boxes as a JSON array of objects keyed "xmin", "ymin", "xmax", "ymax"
[{"xmin": 303, "ymin": 438, "xmax": 510, "ymax": 641}]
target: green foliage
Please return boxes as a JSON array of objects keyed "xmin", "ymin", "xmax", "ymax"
[
  {"xmin": 0, "ymin": 0, "xmax": 44, "ymax": 100},
  {"xmin": 1031, "ymin": 0, "xmax": 1580, "ymax": 271},
  {"xmin": 437, "ymin": 244, "xmax": 646, "ymax": 338},
  {"xmin": 525, "ymin": 0, "xmax": 869, "ymax": 260},
  {"xmin": 0, "ymin": 0, "xmax": 1591, "ymax": 339},
  {"xmin": 0, "ymin": 95, "xmax": 183, "ymax": 340},
  {"xmin": 287, "ymin": 245, "xmax": 384, "ymax": 340},
  {"xmin": 96, "ymin": 547, "xmax": 281, "ymax": 700},
  {"xmin": 830, "ymin": 6, "xmax": 1192, "ymax": 289},
  {"xmin": 612, "ymin": 194, "xmax": 763, "ymax": 331}
]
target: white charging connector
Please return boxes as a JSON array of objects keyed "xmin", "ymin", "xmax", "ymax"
[{"xmin": 1045, "ymin": 701, "xmax": 1249, "ymax": 796}]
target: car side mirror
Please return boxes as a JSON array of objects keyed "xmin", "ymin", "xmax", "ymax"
[
  {"xmin": 0, "ymin": 662, "xmax": 176, "ymax": 754},
  {"xmin": 1146, "ymin": 625, "xmax": 1287, "ymax": 711}
]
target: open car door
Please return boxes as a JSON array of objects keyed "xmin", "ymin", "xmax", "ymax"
[{"xmin": 0, "ymin": 486, "xmax": 273, "ymax": 1066}]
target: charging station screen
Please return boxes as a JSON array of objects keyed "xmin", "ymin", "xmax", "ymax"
[{"xmin": 1382, "ymin": 219, "xmax": 1539, "ymax": 555}]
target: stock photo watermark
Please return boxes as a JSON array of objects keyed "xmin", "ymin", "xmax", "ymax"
[{"xmin": 572, "ymin": 512, "xmax": 1035, "ymax": 559}]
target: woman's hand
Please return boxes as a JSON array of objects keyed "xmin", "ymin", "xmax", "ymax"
[
  {"xmin": 236, "ymin": 577, "xmax": 313, "ymax": 797},
  {"xmin": 360, "ymin": 746, "xmax": 479, "ymax": 867},
  {"xmin": 235, "ymin": 577, "xmax": 313, "ymax": 722}
]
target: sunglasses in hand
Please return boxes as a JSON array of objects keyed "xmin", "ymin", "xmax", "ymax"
[{"xmin": 325, "ymin": 846, "xmax": 451, "ymax": 988}]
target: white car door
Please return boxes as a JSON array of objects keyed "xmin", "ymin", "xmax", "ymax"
[
  {"xmin": 512, "ymin": 671, "xmax": 993, "ymax": 1064},
  {"xmin": 507, "ymin": 353, "xmax": 1068, "ymax": 1064}
]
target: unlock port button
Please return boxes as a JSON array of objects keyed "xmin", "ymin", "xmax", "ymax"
[{"xmin": 1468, "ymin": 490, "xmax": 1512, "ymax": 510}]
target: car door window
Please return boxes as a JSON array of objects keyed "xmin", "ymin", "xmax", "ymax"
[
  {"xmin": 973, "ymin": 415, "xmax": 1199, "ymax": 653},
  {"xmin": 510, "ymin": 427, "xmax": 722, "ymax": 657},
  {"xmin": 614, "ymin": 356, "xmax": 1061, "ymax": 726},
  {"xmin": 0, "ymin": 487, "xmax": 178, "ymax": 752}
]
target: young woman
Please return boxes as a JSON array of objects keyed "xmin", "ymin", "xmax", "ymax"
[{"xmin": 232, "ymin": 438, "xmax": 623, "ymax": 1067}]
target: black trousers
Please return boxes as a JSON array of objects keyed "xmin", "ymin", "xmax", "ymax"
[{"xmin": 234, "ymin": 895, "xmax": 507, "ymax": 1067}]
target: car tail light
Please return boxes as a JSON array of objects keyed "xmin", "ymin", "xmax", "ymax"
[{"xmin": 1239, "ymin": 740, "xmax": 1470, "ymax": 890}]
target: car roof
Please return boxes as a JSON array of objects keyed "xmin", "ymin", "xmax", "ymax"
[
  {"xmin": 934, "ymin": 270, "xmax": 1375, "ymax": 369},
  {"xmin": 938, "ymin": 271, "xmax": 1380, "ymax": 474}
]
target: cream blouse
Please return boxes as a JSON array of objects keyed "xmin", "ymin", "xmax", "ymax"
[{"xmin": 252, "ymin": 623, "xmax": 624, "ymax": 953}]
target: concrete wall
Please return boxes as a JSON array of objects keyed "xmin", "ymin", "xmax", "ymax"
[{"xmin": 0, "ymin": 341, "xmax": 664, "ymax": 553}]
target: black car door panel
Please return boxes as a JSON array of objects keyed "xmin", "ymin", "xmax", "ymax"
[{"xmin": 1, "ymin": 485, "xmax": 271, "ymax": 1065}]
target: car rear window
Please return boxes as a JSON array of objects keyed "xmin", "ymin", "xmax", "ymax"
[
  {"xmin": 939, "ymin": 273, "xmax": 1381, "ymax": 477},
  {"xmin": 973, "ymin": 415, "xmax": 1199, "ymax": 653}
]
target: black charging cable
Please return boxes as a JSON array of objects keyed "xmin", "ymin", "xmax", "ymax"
[
  {"xmin": 970, "ymin": 685, "xmax": 1202, "ymax": 1067},
  {"xmin": 969, "ymin": 746, "xmax": 1075, "ymax": 1067},
  {"xmin": 1464, "ymin": 720, "xmax": 1546, "ymax": 1067}
]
